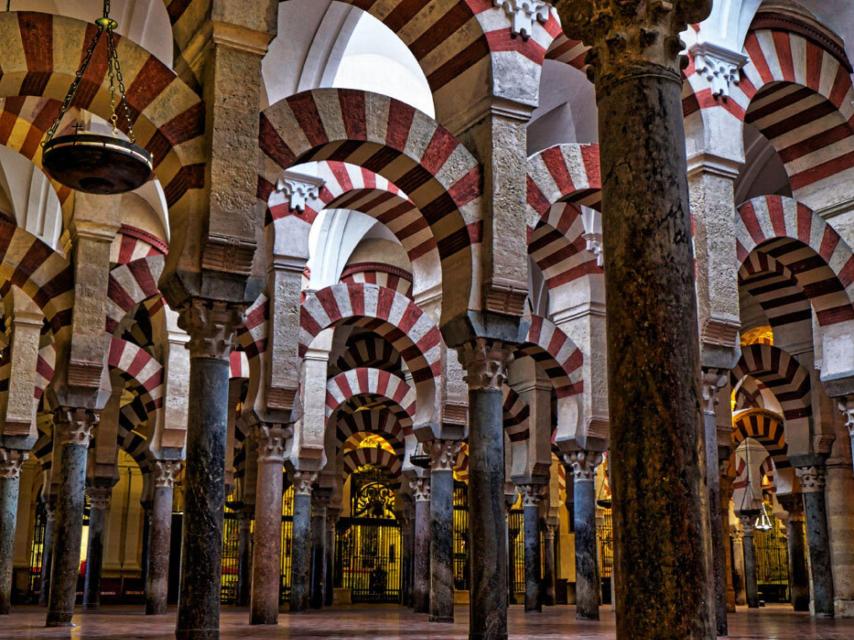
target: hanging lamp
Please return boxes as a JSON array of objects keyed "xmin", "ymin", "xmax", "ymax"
[
  {"xmin": 755, "ymin": 502, "xmax": 773, "ymax": 531},
  {"xmin": 41, "ymin": 0, "xmax": 153, "ymax": 195},
  {"xmin": 410, "ymin": 441, "xmax": 430, "ymax": 469}
]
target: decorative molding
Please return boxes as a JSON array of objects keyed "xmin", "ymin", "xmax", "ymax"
[
  {"xmin": 86, "ymin": 486, "xmax": 113, "ymax": 511},
  {"xmin": 292, "ymin": 470, "xmax": 318, "ymax": 496},
  {"xmin": 701, "ymin": 368, "xmax": 728, "ymax": 415},
  {"xmin": 252, "ymin": 423, "xmax": 289, "ymax": 462},
  {"xmin": 736, "ymin": 513, "xmax": 756, "ymax": 534},
  {"xmin": 429, "ymin": 439, "xmax": 461, "ymax": 472},
  {"xmin": 494, "ymin": 0, "xmax": 551, "ymax": 40},
  {"xmin": 0, "ymin": 448, "xmax": 26, "ymax": 480},
  {"xmin": 458, "ymin": 338, "xmax": 514, "ymax": 391},
  {"xmin": 581, "ymin": 207, "xmax": 603, "ymax": 267},
  {"xmin": 55, "ymin": 408, "xmax": 97, "ymax": 447},
  {"xmin": 177, "ymin": 298, "xmax": 244, "ymax": 360},
  {"xmin": 276, "ymin": 171, "xmax": 325, "ymax": 213},
  {"xmin": 729, "ymin": 524, "xmax": 744, "ymax": 542},
  {"xmin": 689, "ymin": 41, "xmax": 747, "ymax": 98},
  {"xmin": 563, "ymin": 450, "xmax": 603, "ymax": 482},
  {"xmin": 409, "ymin": 477, "xmax": 431, "ymax": 502},
  {"xmin": 795, "ymin": 465, "xmax": 827, "ymax": 493},
  {"xmin": 839, "ymin": 396, "xmax": 854, "ymax": 437},
  {"xmin": 519, "ymin": 483, "xmax": 545, "ymax": 508},
  {"xmin": 153, "ymin": 460, "xmax": 182, "ymax": 489},
  {"xmin": 201, "ymin": 233, "xmax": 256, "ymax": 277}
]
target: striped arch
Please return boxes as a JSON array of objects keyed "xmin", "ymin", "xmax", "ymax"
[
  {"xmin": 528, "ymin": 202, "xmax": 601, "ymax": 290},
  {"xmin": 733, "ymin": 376, "xmax": 783, "ymax": 413},
  {"xmin": 739, "ymin": 250, "xmax": 812, "ymax": 331},
  {"xmin": 341, "ymin": 263, "xmax": 414, "ymax": 299},
  {"xmin": 108, "ymin": 338, "xmax": 164, "ymax": 414},
  {"xmin": 335, "ymin": 408, "xmax": 406, "ymax": 457},
  {"xmin": 118, "ymin": 392, "xmax": 157, "ymax": 473},
  {"xmin": 333, "ymin": 394, "xmax": 413, "ymax": 436},
  {"xmin": 259, "ymin": 89, "xmax": 481, "ymax": 319},
  {"xmin": 340, "ymin": 446, "xmax": 402, "ymax": 484},
  {"xmin": 731, "ymin": 344, "xmax": 811, "ymax": 430},
  {"xmin": 335, "ymin": 332, "xmax": 402, "ymax": 373},
  {"xmin": 503, "ymin": 385, "xmax": 530, "ymax": 442},
  {"xmin": 229, "ymin": 351, "xmax": 250, "ymax": 380},
  {"xmin": 326, "ymin": 368, "xmax": 415, "ymax": 420},
  {"xmin": 0, "ymin": 13, "xmax": 205, "ymax": 214},
  {"xmin": 546, "ymin": 35, "xmax": 588, "ymax": 70},
  {"xmin": 736, "ymin": 196, "xmax": 854, "ymax": 326},
  {"xmin": 517, "ymin": 315, "xmax": 583, "ymax": 398},
  {"xmin": 527, "ymin": 143, "xmax": 602, "ymax": 218},
  {"xmin": 111, "ymin": 225, "xmax": 168, "ymax": 264},
  {"xmin": 454, "ymin": 442, "xmax": 469, "ymax": 483},
  {"xmin": 733, "ymin": 409, "xmax": 790, "ymax": 470},
  {"xmin": 0, "ymin": 220, "xmax": 72, "ymax": 337},
  {"xmin": 106, "ymin": 255, "xmax": 165, "ymax": 334},
  {"xmin": 235, "ymin": 293, "xmax": 268, "ymax": 361}
]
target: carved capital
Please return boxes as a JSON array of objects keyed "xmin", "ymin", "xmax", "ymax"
[
  {"xmin": 729, "ymin": 524, "xmax": 743, "ymax": 543},
  {"xmin": 555, "ymin": 0, "xmax": 712, "ymax": 83},
  {"xmin": 409, "ymin": 477, "xmax": 431, "ymax": 502},
  {"xmin": 86, "ymin": 486, "xmax": 112, "ymax": 511},
  {"xmin": 519, "ymin": 483, "xmax": 545, "ymax": 508},
  {"xmin": 153, "ymin": 460, "xmax": 182, "ymax": 489},
  {"xmin": 795, "ymin": 465, "xmax": 826, "ymax": 493},
  {"xmin": 458, "ymin": 338, "xmax": 514, "ymax": 391},
  {"xmin": 54, "ymin": 408, "xmax": 97, "ymax": 447},
  {"xmin": 429, "ymin": 439, "xmax": 461, "ymax": 472},
  {"xmin": 177, "ymin": 298, "xmax": 244, "ymax": 360},
  {"xmin": 252, "ymin": 423, "xmax": 289, "ymax": 463},
  {"xmin": 838, "ymin": 396, "xmax": 854, "ymax": 438},
  {"xmin": 276, "ymin": 171, "xmax": 324, "ymax": 213},
  {"xmin": 292, "ymin": 470, "xmax": 318, "ymax": 496},
  {"xmin": 0, "ymin": 448, "xmax": 26, "ymax": 479},
  {"xmin": 562, "ymin": 450, "xmax": 603, "ymax": 482},
  {"xmin": 737, "ymin": 512, "xmax": 757, "ymax": 534},
  {"xmin": 494, "ymin": 0, "xmax": 551, "ymax": 40},
  {"xmin": 690, "ymin": 42, "xmax": 747, "ymax": 98},
  {"xmin": 701, "ymin": 368, "xmax": 727, "ymax": 415}
]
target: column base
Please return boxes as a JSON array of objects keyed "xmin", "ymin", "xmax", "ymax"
[
  {"xmin": 429, "ymin": 615, "xmax": 454, "ymax": 623},
  {"xmin": 835, "ymin": 599, "xmax": 854, "ymax": 617},
  {"xmin": 45, "ymin": 613, "xmax": 74, "ymax": 627},
  {"xmin": 576, "ymin": 610, "xmax": 600, "ymax": 621},
  {"xmin": 146, "ymin": 604, "xmax": 168, "ymax": 616},
  {"xmin": 250, "ymin": 612, "xmax": 278, "ymax": 625},
  {"xmin": 175, "ymin": 628, "xmax": 220, "ymax": 640}
]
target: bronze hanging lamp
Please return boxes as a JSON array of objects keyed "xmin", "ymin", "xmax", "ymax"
[
  {"xmin": 41, "ymin": 0, "xmax": 153, "ymax": 195},
  {"xmin": 410, "ymin": 441, "xmax": 430, "ymax": 469}
]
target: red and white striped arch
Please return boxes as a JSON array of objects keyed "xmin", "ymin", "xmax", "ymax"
[
  {"xmin": 106, "ymin": 255, "xmax": 165, "ymax": 334},
  {"xmin": 528, "ymin": 202, "xmax": 602, "ymax": 291},
  {"xmin": 340, "ymin": 445, "xmax": 402, "ymax": 483},
  {"xmin": 527, "ymin": 143, "xmax": 602, "ymax": 219},
  {"xmin": 739, "ymin": 250, "xmax": 812, "ymax": 332},
  {"xmin": 732, "ymin": 409, "xmax": 790, "ymax": 470},
  {"xmin": 108, "ymin": 337, "xmax": 164, "ymax": 413},
  {"xmin": 229, "ymin": 351, "xmax": 250, "ymax": 380},
  {"xmin": 736, "ymin": 195, "xmax": 854, "ymax": 326},
  {"xmin": 341, "ymin": 262, "xmax": 413, "ymax": 299},
  {"xmin": 235, "ymin": 294, "xmax": 268, "ymax": 361},
  {"xmin": 325, "ymin": 368, "xmax": 415, "ymax": 420},
  {"xmin": 110, "ymin": 225, "xmax": 167, "ymax": 265},
  {"xmin": 335, "ymin": 332, "xmax": 402, "ymax": 373},
  {"xmin": 259, "ymin": 89, "xmax": 482, "ymax": 317},
  {"xmin": 335, "ymin": 408, "xmax": 406, "ymax": 457},
  {"xmin": 503, "ymin": 385, "xmax": 530, "ymax": 443},
  {"xmin": 517, "ymin": 315, "xmax": 583, "ymax": 398}
]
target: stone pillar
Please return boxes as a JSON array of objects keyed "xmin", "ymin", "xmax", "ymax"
[
  {"xmin": 429, "ymin": 439, "xmax": 459, "ymax": 623},
  {"xmin": 410, "ymin": 476, "xmax": 431, "ymax": 613},
  {"xmin": 39, "ymin": 498, "xmax": 56, "ymax": 607},
  {"xmin": 719, "ymin": 466, "xmax": 737, "ymax": 612},
  {"xmin": 399, "ymin": 507, "xmax": 414, "ymax": 607},
  {"xmin": 730, "ymin": 526, "xmax": 747, "ymax": 606},
  {"xmin": 777, "ymin": 496, "xmax": 810, "ymax": 612},
  {"xmin": 542, "ymin": 522, "xmax": 557, "ymax": 606},
  {"xmin": 236, "ymin": 508, "xmax": 253, "ymax": 607},
  {"xmin": 46, "ymin": 409, "xmax": 96, "ymax": 627},
  {"xmin": 458, "ymin": 339, "xmax": 513, "ymax": 640},
  {"xmin": 310, "ymin": 490, "xmax": 329, "ymax": 609},
  {"xmin": 175, "ymin": 300, "xmax": 243, "ymax": 640},
  {"xmin": 146, "ymin": 460, "xmax": 180, "ymax": 615},
  {"xmin": 289, "ymin": 470, "xmax": 317, "ymax": 613},
  {"xmin": 519, "ymin": 484, "xmax": 544, "ymax": 613},
  {"xmin": 554, "ymin": 2, "xmax": 715, "ymax": 637},
  {"xmin": 737, "ymin": 514, "xmax": 760, "ymax": 609},
  {"xmin": 83, "ymin": 485, "xmax": 113, "ymax": 609},
  {"xmin": 795, "ymin": 463, "xmax": 834, "ymax": 617},
  {"xmin": 826, "ymin": 457, "xmax": 854, "ymax": 617},
  {"xmin": 249, "ymin": 424, "xmax": 287, "ymax": 624},
  {"xmin": 564, "ymin": 451, "xmax": 602, "ymax": 620},
  {"xmin": 325, "ymin": 507, "xmax": 339, "ymax": 607},
  {"xmin": 0, "ymin": 448, "xmax": 26, "ymax": 614},
  {"xmin": 507, "ymin": 516, "xmax": 519, "ymax": 605}
]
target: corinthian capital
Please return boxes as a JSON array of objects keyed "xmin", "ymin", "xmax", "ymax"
[
  {"xmin": 153, "ymin": 460, "xmax": 183, "ymax": 488},
  {"xmin": 292, "ymin": 470, "xmax": 318, "ymax": 496},
  {"xmin": 839, "ymin": 396, "xmax": 854, "ymax": 437},
  {"xmin": 519, "ymin": 483, "xmax": 546, "ymax": 508},
  {"xmin": 554, "ymin": 0, "xmax": 712, "ymax": 81},
  {"xmin": 252, "ymin": 423, "xmax": 290, "ymax": 463},
  {"xmin": 177, "ymin": 298, "xmax": 244, "ymax": 360},
  {"xmin": 429, "ymin": 439, "xmax": 461, "ymax": 472},
  {"xmin": 562, "ymin": 450, "xmax": 603, "ymax": 481},
  {"xmin": 0, "ymin": 448, "xmax": 26, "ymax": 479},
  {"xmin": 458, "ymin": 338, "xmax": 514, "ymax": 391},
  {"xmin": 795, "ymin": 465, "xmax": 826, "ymax": 493},
  {"xmin": 701, "ymin": 368, "xmax": 727, "ymax": 415},
  {"xmin": 409, "ymin": 477, "xmax": 431, "ymax": 502},
  {"xmin": 55, "ymin": 408, "xmax": 97, "ymax": 446}
]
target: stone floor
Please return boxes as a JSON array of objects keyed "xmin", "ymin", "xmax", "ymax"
[{"xmin": 1, "ymin": 604, "xmax": 853, "ymax": 639}]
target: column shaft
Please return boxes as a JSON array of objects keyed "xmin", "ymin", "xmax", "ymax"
[
  {"xmin": 412, "ymin": 479, "xmax": 431, "ymax": 613},
  {"xmin": 430, "ymin": 462, "xmax": 455, "ymax": 622},
  {"xmin": 802, "ymin": 486, "xmax": 834, "ymax": 616},
  {"xmin": 742, "ymin": 529, "xmax": 759, "ymax": 609},
  {"xmin": 236, "ymin": 512, "xmax": 252, "ymax": 607},
  {"xmin": 0, "ymin": 449, "xmax": 25, "ymax": 614},
  {"xmin": 146, "ymin": 478, "xmax": 176, "ymax": 615},
  {"xmin": 542, "ymin": 525, "xmax": 556, "ymax": 606},
  {"xmin": 289, "ymin": 473, "xmax": 315, "ymax": 613},
  {"xmin": 573, "ymin": 474, "xmax": 599, "ymax": 619},
  {"xmin": 310, "ymin": 502, "xmax": 326, "ymax": 609},
  {"xmin": 324, "ymin": 514, "xmax": 336, "ymax": 607},
  {"xmin": 83, "ymin": 488, "xmax": 112, "ymax": 609},
  {"xmin": 39, "ymin": 502, "xmax": 55, "ymax": 607},
  {"xmin": 522, "ymin": 499, "xmax": 541, "ymax": 612},
  {"xmin": 786, "ymin": 517, "xmax": 810, "ymax": 612},
  {"xmin": 731, "ymin": 530, "xmax": 747, "ymax": 606}
]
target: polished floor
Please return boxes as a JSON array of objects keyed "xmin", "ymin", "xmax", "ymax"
[{"xmin": 1, "ymin": 604, "xmax": 853, "ymax": 639}]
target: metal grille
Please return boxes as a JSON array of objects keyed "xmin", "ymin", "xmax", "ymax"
[
  {"xmin": 452, "ymin": 482, "xmax": 469, "ymax": 590},
  {"xmin": 755, "ymin": 524, "xmax": 790, "ymax": 603},
  {"xmin": 279, "ymin": 486, "xmax": 294, "ymax": 604},
  {"xmin": 27, "ymin": 501, "xmax": 47, "ymax": 600},
  {"xmin": 508, "ymin": 508, "xmax": 525, "ymax": 598},
  {"xmin": 596, "ymin": 510, "xmax": 614, "ymax": 579},
  {"xmin": 220, "ymin": 487, "xmax": 241, "ymax": 605}
]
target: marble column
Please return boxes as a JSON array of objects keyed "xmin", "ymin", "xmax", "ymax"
[
  {"xmin": 459, "ymin": 339, "xmax": 513, "ymax": 640},
  {"xmin": 719, "ymin": 466, "xmax": 737, "ymax": 613},
  {"xmin": 399, "ymin": 508, "xmax": 414, "ymax": 607},
  {"xmin": 39, "ymin": 498, "xmax": 56, "ymax": 607},
  {"xmin": 737, "ymin": 514, "xmax": 760, "ymax": 609},
  {"xmin": 310, "ymin": 491, "xmax": 329, "ymax": 609},
  {"xmin": 249, "ymin": 424, "xmax": 287, "ymax": 625},
  {"xmin": 795, "ymin": 463, "xmax": 834, "ymax": 616},
  {"xmin": 519, "ymin": 484, "xmax": 544, "ymax": 613},
  {"xmin": 507, "ymin": 518, "xmax": 519, "ymax": 605},
  {"xmin": 0, "ymin": 448, "xmax": 26, "ymax": 614},
  {"xmin": 410, "ymin": 476, "xmax": 431, "ymax": 613},
  {"xmin": 325, "ymin": 508, "xmax": 338, "ymax": 607},
  {"xmin": 542, "ymin": 523, "xmax": 557, "ymax": 606},
  {"xmin": 146, "ymin": 460, "xmax": 180, "ymax": 615},
  {"xmin": 779, "ymin": 499, "xmax": 810, "ymax": 612},
  {"xmin": 826, "ymin": 462, "xmax": 854, "ymax": 617},
  {"xmin": 46, "ymin": 409, "xmax": 96, "ymax": 627},
  {"xmin": 236, "ymin": 508, "xmax": 253, "ymax": 608},
  {"xmin": 83, "ymin": 485, "xmax": 113, "ymax": 609},
  {"xmin": 565, "ymin": 451, "xmax": 602, "ymax": 620},
  {"xmin": 175, "ymin": 300, "xmax": 243, "ymax": 640},
  {"xmin": 730, "ymin": 527, "xmax": 747, "ymax": 606},
  {"xmin": 430, "ymin": 439, "xmax": 459, "ymax": 623},
  {"xmin": 289, "ymin": 470, "xmax": 317, "ymax": 613},
  {"xmin": 554, "ymin": 2, "xmax": 714, "ymax": 637}
]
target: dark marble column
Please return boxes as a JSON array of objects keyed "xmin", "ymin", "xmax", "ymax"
[
  {"xmin": 398, "ymin": 507, "xmax": 414, "ymax": 607},
  {"xmin": 719, "ymin": 466, "xmax": 737, "ymax": 613},
  {"xmin": 236, "ymin": 509, "xmax": 252, "ymax": 607},
  {"xmin": 542, "ymin": 523, "xmax": 556, "ymax": 606},
  {"xmin": 459, "ymin": 339, "xmax": 513, "ymax": 640},
  {"xmin": 518, "ymin": 484, "xmax": 544, "ymax": 613},
  {"xmin": 83, "ymin": 485, "xmax": 113, "ymax": 609},
  {"xmin": 175, "ymin": 299, "xmax": 243, "ymax": 640},
  {"xmin": 146, "ymin": 461, "xmax": 180, "ymax": 615},
  {"xmin": 429, "ymin": 440, "xmax": 459, "ymax": 623},
  {"xmin": 46, "ymin": 409, "xmax": 96, "ymax": 627},
  {"xmin": 565, "ymin": 451, "xmax": 602, "ymax": 620},
  {"xmin": 784, "ymin": 505, "xmax": 810, "ymax": 612},
  {"xmin": 289, "ymin": 471, "xmax": 317, "ymax": 613},
  {"xmin": 554, "ymin": 2, "xmax": 715, "ymax": 638},
  {"xmin": 325, "ymin": 508, "xmax": 339, "ymax": 607},
  {"xmin": 39, "ymin": 498, "xmax": 56, "ymax": 607},
  {"xmin": 737, "ymin": 514, "xmax": 759, "ymax": 609},
  {"xmin": 249, "ymin": 425, "xmax": 287, "ymax": 624},
  {"xmin": 310, "ymin": 491, "xmax": 329, "ymax": 609},
  {"xmin": 507, "ymin": 517, "xmax": 519, "ymax": 605},
  {"xmin": 0, "ymin": 448, "xmax": 26, "ymax": 614},
  {"xmin": 795, "ymin": 463, "xmax": 834, "ymax": 617},
  {"xmin": 410, "ymin": 477, "xmax": 431, "ymax": 613}
]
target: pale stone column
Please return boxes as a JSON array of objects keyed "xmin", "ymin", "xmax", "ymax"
[
  {"xmin": 410, "ymin": 476, "xmax": 431, "ymax": 613},
  {"xmin": 236, "ymin": 507, "xmax": 253, "ymax": 608},
  {"xmin": 825, "ymin": 462, "xmax": 854, "ymax": 617},
  {"xmin": 564, "ymin": 451, "xmax": 603, "ymax": 620},
  {"xmin": 458, "ymin": 339, "xmax": 514, "ymax": 640},
  {"xmin": 542, "ymin": 522, "xmax": 557, "ymax": 607},
  {"xmin": 175, "ymin": 300, "xmax": 244, "ymax": 640},
  {"xmin": 718, "ymin": 466, "xmax": 737, "ymax": 612},
  {"xmin": 290, "ymin": 470, "xmax": 317, "ymax": 612},
  {"xmin": 518, "ymin": 483, "xmax": 544, "ymax": 613},
  {"xmin": 777, "ymin": 495, "xmax": 810, "ymax": 612},
  {"xmin": 795, "ymin": 462, "xmax": 834, "ymax": 616},
  {"xmin": 429, "ymin": 439, "xmax": 461, "ymax": 623},
  {"xmin": 737, "ymin": 514, "xmax": 760, "ymax": 609},
  {"xmin": 46, "ymin": 409, "xmax": 97, "ymax": 627},
  {"xmin": 249, "ymin": 424, "xmax": 287, "ymax": 624},
  {"xmin": 553, "ymin": 2, "xmax": 715, "ymax": 637},
  {"xmin": 839, "ymin": 398, "xmax": 854, "ymax": 475},
  {"xmin": 83, "ymin": 484, "xmax": 114, "ymax": 609},
  {"xmin": 729, "ymin": 526, "xmax": 747, "ymax": 606},
  {"xmin": 146, "ymin": 460, "xmax": 181, "ymax": 615},
  {"xmin": 0, "ymin": 448, "xmax": 26, "ymax": 614}
]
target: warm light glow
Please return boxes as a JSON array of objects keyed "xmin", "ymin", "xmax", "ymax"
[
  {"xmin": 357, "ymin": 434, "xmax": 395, "ymax": 454},
  {"xmin": 740, "ymin": 325, "xmax": 774, "ymax": 346}
]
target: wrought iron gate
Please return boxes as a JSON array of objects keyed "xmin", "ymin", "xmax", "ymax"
[
  {"xmin": 27, "ymin": 500, "xmax": 47, "ymax": 601},
  {"xmin": 755, "ymin": 525, "xmax": 790, "ymax": 603},
  {"xmin": 220, "ymin": 489, "xmax": 242, "ymax": 604},
  {"xmin": 279, "ymin": 486, "xmax": 294, "ymax": 604},
  {"xmin": 453, "ymin": 482, "xmax": 469, "ymax": 590},
  {"xmin": 335, "ymin": 468, "xmax": 401, "ymax": 603},
  {"xmin": 508, "ymin": 507, "xmax": 525, "ymax": 598}
]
